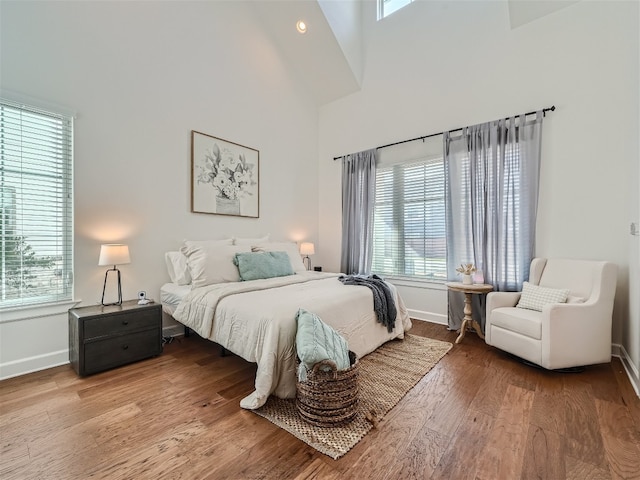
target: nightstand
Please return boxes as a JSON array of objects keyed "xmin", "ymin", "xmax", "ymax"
[{"xmin": 69, "ymin": 300, "xmax": 162, "ymax": 376}]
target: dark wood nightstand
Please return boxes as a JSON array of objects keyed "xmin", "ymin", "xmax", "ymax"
[{"xmin": 69, "ymin": 300, "xmax": 162, "ymax": 376}]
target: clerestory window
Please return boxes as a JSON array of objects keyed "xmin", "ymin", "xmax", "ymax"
[{"xmin": 378, "ymin": 0, "xmax": 414, "ymax": 20}]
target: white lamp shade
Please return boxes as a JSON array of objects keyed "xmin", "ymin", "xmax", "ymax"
[
  {"xmin": 98, "ymin": 244, "xmax": 131, "ymax": 266},
  {"xmin": 300, "ymin": 242, "xmax": 315, "ymax": 255}
]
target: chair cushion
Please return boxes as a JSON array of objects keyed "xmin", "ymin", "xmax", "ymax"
[
  {"xmin": 490, "ymin": 307, "xmax": 543, "ymax": 340},
  {"xmin": 516, "ymin": 281, "xmax": 569, "ymax": 312}
]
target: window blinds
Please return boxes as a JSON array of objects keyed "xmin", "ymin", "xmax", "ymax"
[
  {"xmin": 0, "ymin": 99, "xmax": 73, "ymax": 308},
  {"xmin": 371, "ymin": 155, "xmax": 446, "ymax": 281}
]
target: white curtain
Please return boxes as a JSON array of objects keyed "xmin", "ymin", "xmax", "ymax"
[
  {"xmin": 445, "ymin": 112, "xmax": 543, "ymax": 331},
  {"xmin": 341, "ymin": 149, "xmax": 377, "ymax": 274}
]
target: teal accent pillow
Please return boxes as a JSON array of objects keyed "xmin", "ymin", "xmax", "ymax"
[
  {"xmin": 233, "ymin": 251, "xmax": 294, "ymax": 281},
  {"xmin": 295, "ymin": 308, "xmax": 351, "ymax": 382}
]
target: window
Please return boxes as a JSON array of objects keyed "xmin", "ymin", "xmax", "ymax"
[
  {"xmin": 378, "ymin": 0, "xmax": 413, "ymax": 20},
  {"xmin": 0, "ymin": 98, "xmax": 73, "ymax": 308},
  {"xmin": 371, "ymin": 137, "xmax": 446, "ymax": 282}
]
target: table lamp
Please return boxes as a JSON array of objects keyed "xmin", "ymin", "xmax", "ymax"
[
  {"xmin": 300, "ymin": 242, "xmax": 315, "ymax": 271},
  {"xmin": 99, "ymin": 244, "xmax": 130, "ymax": 306}
]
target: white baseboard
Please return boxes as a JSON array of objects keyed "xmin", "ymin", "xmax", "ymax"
[
  {"xmin": 612, "ymin": 343, "xmax": 640, "ymax": 398},
  {"xmin": 2, "ymin": 324, "xmax": 636, "ymax": 401},
  {"xmin": 0, "ymin": 349, "xmax": 69, "ymax": 381},
  {"xmin": 1, "ymin": 327, "xmax": 184, "ymax": 381},
  {"xmin": 408, "ymin": 309, "xmax": 448, "ymax": 325}
]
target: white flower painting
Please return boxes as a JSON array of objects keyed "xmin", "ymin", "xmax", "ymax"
[{"xmin": 191, "ymin": 131, "xmax": 259, "ymax": 217}]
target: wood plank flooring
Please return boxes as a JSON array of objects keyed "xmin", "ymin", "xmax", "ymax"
[{"xmin": 1, "ymin": 320, "xmax": 639, "ymax": 479}]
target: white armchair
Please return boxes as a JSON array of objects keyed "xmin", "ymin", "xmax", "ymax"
[{"xmin": 485, "ymin": 258, "xmax": 617, "ymax": 370}]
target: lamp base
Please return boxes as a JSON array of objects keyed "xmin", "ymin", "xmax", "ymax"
[
  {"xmin": 303, "ymin": 256, "xmax": 312, "ymax": 271},
  {"xmin": 101, "ymin": 267, "xmax": 123, "ymax": 306}
]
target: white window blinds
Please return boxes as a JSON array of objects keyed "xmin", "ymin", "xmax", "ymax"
[
  {"xmin": 371, "ymin": 136, "xmax": 446, "ymax": 281},
  {"xmin": 0, "ymin": 98, "xmax": 73, "ymax": 308}
]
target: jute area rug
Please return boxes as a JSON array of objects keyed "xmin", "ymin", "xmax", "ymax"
[{"xmin": 253, "ymin": 334, "xmax": 452, "ymax": 459}]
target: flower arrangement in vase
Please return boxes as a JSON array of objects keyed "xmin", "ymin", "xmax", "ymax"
[
  {"xmin": 196, "ymin": 143, "xmax": 256, "ymax": 214},
  {"xmin": 456, "ymin": 263, "xmax": 476, "ymax": 285}
]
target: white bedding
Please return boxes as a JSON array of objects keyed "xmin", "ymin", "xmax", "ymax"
[
  {"xmin": 160, "ymin": 283, "xmax": 191, "ymax": 316},
  {"xmin": 171, "ymin": 271, "xmax": 412, "ymax": 409}
]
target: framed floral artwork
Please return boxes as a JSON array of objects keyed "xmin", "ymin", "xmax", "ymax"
[{"xmin": 191, "ymin": 131, "xmax": 259, "ymax": 218}]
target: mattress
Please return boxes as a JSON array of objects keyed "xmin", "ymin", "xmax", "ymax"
[{"xmin": 160, "ymin": 282, "xmax": 191, "ymax": 316}]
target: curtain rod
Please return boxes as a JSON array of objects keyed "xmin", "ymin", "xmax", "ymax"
[{"xmin": 333, "ymin": 105, "xmax": 555, "ymax": 161}]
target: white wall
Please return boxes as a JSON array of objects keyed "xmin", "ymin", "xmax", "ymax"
[
  {"xmin": 318, "ymin": 0, "xmax": 639, "ymax": 382},
  {"xmin": 0, "ymin": 1, "xmax": 319, "ymax": 378},
  {"xmin": 628, "ymin": 6, "xmax": 640, "ymax": 389},
  {"xmin": 1, "ymin": 0, "xmax": 638, "ymax": 389}
]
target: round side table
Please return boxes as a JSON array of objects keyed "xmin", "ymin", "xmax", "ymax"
[{"xmin": 445, "ymin": 282, "xmax": 494, "ymax": 344}]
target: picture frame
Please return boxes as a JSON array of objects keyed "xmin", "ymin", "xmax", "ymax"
[{"xmin": 191, "ymin": 130, "xmax": 260, "ymax": 218}]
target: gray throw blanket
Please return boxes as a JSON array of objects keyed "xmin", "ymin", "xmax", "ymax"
[{"xmin": 338, "ymin": 274, "xmax": 397, "ymax": 332}]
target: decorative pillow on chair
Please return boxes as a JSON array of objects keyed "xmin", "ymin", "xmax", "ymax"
[
  {"xmin": 516, "ymin": 281, "xmax": 570, "ymax": 312},
  {"xmin": 233, "ymin": 251, "xmax": 294, "ymax": 281},
  {"xmin": 296, "ymin": 308, "xmax": 350, "ymax": 382}
]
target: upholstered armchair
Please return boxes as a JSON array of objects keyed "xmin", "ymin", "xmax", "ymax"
[{"xmin": 485, "ymin": 258, "xmax": 617, "ymax": 370}]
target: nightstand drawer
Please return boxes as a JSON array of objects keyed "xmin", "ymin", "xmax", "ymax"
[
  {"xmin": 84, "ymin": 330, "xmax": 161, "ymax": 375},
  {"xmin": 84, "ymin": 309, "xmax": 159, "ymax": 340},
  {"xmin": 69, "ymin": 300, "xmax": 162, "ymax": 376}
]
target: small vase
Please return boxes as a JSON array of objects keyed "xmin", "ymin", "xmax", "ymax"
[
  {"xmin": 462, "ymin": 274, "xmax": 473, "ymax": 285},
  {"xmin": 216, "ymin": 196, "xmax": 240, "ymax": 215}
]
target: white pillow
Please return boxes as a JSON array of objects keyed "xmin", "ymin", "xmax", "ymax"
[
  {"xmin": 180, "ymin": 243, "xmax": 250, "ymax": 287},
  {"xmin": 251, "ymin": 242, "xmax": 306, "ymax": 273},
  {"xmin": 165, "ymin": 251, "xmax": 191, "ymax": 285},
  {"xmin": 516, "ymin": 282, "xmax": 570, "ymax": 312},
  {"xmin": 233, "ymin": 234, "xmax": 270, "ymax": 245}
]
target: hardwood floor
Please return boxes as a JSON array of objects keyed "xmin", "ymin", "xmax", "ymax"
[{"xmin": 1, "ymin": 320, "xmax": 639, "ymax": 479}]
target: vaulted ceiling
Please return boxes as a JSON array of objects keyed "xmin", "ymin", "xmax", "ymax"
[
  {"xmin": 250, "ymin": 0, "xmax": 363, "ymax": 106},
  {"xmin": 252, "ymin": 0, "xmax": 580, "ymax": 107}
]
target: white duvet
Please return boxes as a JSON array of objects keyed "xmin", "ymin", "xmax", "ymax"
[{"xmin": 172, "ymin": 271, "xmax": 412, "ymax": 409}]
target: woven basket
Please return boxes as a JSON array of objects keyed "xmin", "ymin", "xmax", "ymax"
[{"xmin": 296, "ymin": 351, "xmax": 359, "ymax": 427}]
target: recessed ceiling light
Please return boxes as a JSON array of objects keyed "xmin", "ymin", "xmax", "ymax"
[{"xmin": 296, "ymin": 20, "xmax": 307, "ymax": 34}]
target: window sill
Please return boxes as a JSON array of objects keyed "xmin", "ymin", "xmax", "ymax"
[
  {"xmin": 0, "ymin": 299, "xmax": 81, "ymax": 324},
  {"xmin": 383, "ymin": 276, "xmax": 448, "ymax": 290}
]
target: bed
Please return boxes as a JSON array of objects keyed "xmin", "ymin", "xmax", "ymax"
[{"xmin": 161, "ymin": 238, "xmax": 412, "ymax": 409}]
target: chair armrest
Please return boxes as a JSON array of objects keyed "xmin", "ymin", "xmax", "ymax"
[
  {"xmin": 485, "ymin": 291, "xmax": 522, "ymax": 345},
  {"xmin": 486, "ymin": 291, "xmax": 521, "ymax": 314},
  {"xmin": 541, "ymin": 302, "xmax": 613, "ymax": 368}
]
